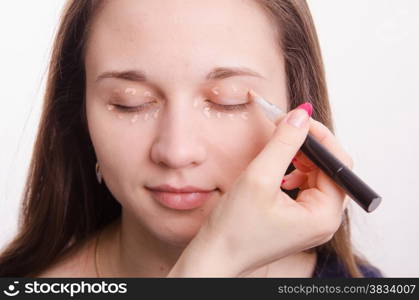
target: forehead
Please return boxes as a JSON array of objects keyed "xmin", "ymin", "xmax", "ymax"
[{"xmin": 85, "ymin": 0, "xmax": 283, "ymax": 86}]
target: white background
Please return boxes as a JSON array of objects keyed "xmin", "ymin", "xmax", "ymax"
[{"xmin": 1, "ymin": 0, "xmax": 418, "ymax": 277}]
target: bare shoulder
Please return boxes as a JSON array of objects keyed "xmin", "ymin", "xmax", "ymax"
[{"xmin": 34, "ymin": 234, "xmax": 99, "ymax": 278}]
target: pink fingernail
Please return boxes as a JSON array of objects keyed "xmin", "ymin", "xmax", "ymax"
[
  {"xmin": 297, "ymin": 102, "xmax": 313, "ymax": 117},
  {"xmin": 281, "ymin": 179, "xmax": 286, "ymax": 184}
]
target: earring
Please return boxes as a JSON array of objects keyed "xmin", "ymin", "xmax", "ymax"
[{"xmin": 95, "ymin": 162, "xmax": 102, "ymax": 184}]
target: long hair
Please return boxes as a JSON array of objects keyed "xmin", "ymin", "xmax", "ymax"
[{"xmin": 1, "ymin": 0, "xmax": 365, "ymax": 277}]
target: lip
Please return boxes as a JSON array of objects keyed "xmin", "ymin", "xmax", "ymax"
[
  {"xmin": 147, "ymin": 184, "xmax": 215, "ymax": 193},
  {"xmin": 146, "ymin": 184, "xmax": 217, "ymax": 210}
]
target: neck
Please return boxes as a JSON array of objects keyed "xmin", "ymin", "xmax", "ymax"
[
  {"xmin": 97, "ymin": 211, "xmax": 316, "ymax": 277},
  {"xmin": 98, "ymin": 211, "xmax": 188, "ymax": 277}
]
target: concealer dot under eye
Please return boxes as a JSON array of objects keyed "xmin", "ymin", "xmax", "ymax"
[
  {"xmin": 198, "ymin": 84, "xmax": 251, "ymax": 121},
  {"xmin": 105, "ymin": 84, "xmax": 253, "ymax": 123},
  {"xmin": 106, "ymin": 87, "xmax": 161, "ymax": 124}
]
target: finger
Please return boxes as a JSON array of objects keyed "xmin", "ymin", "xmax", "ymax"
[
  {"xmin": 307, "ymin": 118, "xmax": 354, "ymax": 170},
  {"xmin": 281, "ymin": 169, "xmax": 308, "ymax": 190},
  {"xmin": 292, "ymin": 151, "xmax": 317, "ymax": 173},
  {"xmin": 296, "ymin": 188, "xmax": 344, "ymax": 233},
  {"xmin": 292, "ymin": 120, "xmax": 354, "ymax": 173},
  {"xmin": 342, "ymin": 196, "xmax": 350, "ymax": 212},
  {"xmin": 291, "ymin": 170, "xmax": 346, "ymax": 217},
  {"xmin": 292, "ymin": 153, "xmax": 316, "ymax": 173},
  {"xmin": 304, "ymin": 119, "xmax": 353, "ymax": 205},
  {"xmin": 245, "ymin": 91, "xmax": 311, "ymax": 192}
]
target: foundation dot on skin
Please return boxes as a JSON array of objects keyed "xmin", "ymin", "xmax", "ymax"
[
  {"xmin": 117, "ymin": 114, "xmax": 124, "ymax": 120},
  {"xmin": 211, "ymin": 87, "xmax": 220, "ymax": 95},
  {"xmin": 131, "ymin": 114, "xmax": 139, "ymax": 123},
  {"xmin": 228, "ymin": 113, "xmax": 235, "ymax": 120},
  {"xmin": 144, "ymin": 113, "xmax": 149, "ymax": 121},
  {"xmin": 125, "ymin": 87, "xmax": 137, "ymax": 95},
  {"xmin": 216, "ymin": 112, "xmax": 222, "ymax": 119},
  {"xmin": 107, "ymin": 104, "xmax": 115, "ymax": 111},
  {"xmin": 240, "ymin": 112, "xmax": 249, "ymax": 120},
  {"xmin": 153, "ymin": 109, "xmax": 160, "ymax": 119},
  {"xmin": 193, "ymin": 99, "xmax": 199, "ymax": 108},
  {"xmin": 143, "ymin": 91, "xmax": 152, "ymax": 97},
  {"xmin": 203, "ymin": 107, "xmax": 211, "ymax": 118}
]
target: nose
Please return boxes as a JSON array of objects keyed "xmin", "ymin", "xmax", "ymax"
[{"xmin": 150, "ymin": 98, "xmax": 207, "ymax": 169}]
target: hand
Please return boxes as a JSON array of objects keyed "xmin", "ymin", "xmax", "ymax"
[{"xmin": 168, "ymin": 100, "xmax": 353, "ymax": 277}]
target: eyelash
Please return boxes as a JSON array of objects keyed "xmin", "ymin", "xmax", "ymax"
[
  {"xmin": 112, "ymin": 101, "xmax": 250, "ymax": 113},
  {"xmin": 112, "ymin": 102, "xmax": 154, "ymax": 113},
  {"xmin": 207, "ymin": 102, "xmax": 249, "ymax": 112}
]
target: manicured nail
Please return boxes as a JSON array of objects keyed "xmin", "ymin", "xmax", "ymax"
[
  {"xmin": 297, "ymin": 102, "xmax": 313, "ymax": 117},
  {"xmin": 286, "ymin": 104, "xmax": 310, "ymax": 128}
]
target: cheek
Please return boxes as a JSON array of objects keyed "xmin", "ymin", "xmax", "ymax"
[
  {"xmin": 86, "ymin": 97, "xmax": 152, "ymax": 183},
  {"xmin": 206, "ymin": 116, "xmax": 274, "ymax": 191}
]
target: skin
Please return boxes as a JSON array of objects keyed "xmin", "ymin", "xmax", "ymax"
[{"xmin": 36, "ymin": 0, "xmax": 352, "ymax": 277}]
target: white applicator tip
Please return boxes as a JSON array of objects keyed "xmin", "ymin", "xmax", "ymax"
[{"xmin": 248, "ymin": 89, "xmax": 286, "ymax": 123}]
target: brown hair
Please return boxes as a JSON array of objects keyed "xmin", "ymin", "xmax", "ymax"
[{"xmin": 0, "ymin": 0, "xmax": 366, "ymax": 277}]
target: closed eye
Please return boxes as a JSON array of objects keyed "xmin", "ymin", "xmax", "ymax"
[
  {"xmin": 112, "ymin": 101, "xmax": 250, "ymax": 113},
  {"xmin": 207, "ymin": 102, "xmax": 249, "ymax": 112},
  {"xmin": 112, "ymin": 102, "xmax": 155, "ymax": 113}
]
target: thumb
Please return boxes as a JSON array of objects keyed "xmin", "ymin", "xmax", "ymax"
[{"xmin": 246, "ymin": 100, "xmax": 312, "ymax": 192}]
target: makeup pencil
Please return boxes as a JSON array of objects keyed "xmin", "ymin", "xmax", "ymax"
[{"xmin": 250, "ymin": 91, "xmax": 382, "ymax": 213}]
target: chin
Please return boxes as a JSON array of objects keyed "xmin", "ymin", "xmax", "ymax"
[{"xmin": 153, "ymin": 218, "xmax": 205, "ymax": 248}]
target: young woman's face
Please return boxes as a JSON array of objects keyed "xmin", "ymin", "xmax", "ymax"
[{"xmin": 85, "ymin": 0, "xmax": 287, "ymax": 246}]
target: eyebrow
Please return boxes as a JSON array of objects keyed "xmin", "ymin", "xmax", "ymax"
[{"xmin": 95, "ymin": 66, "xmax": 265, "ymax": 83}]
